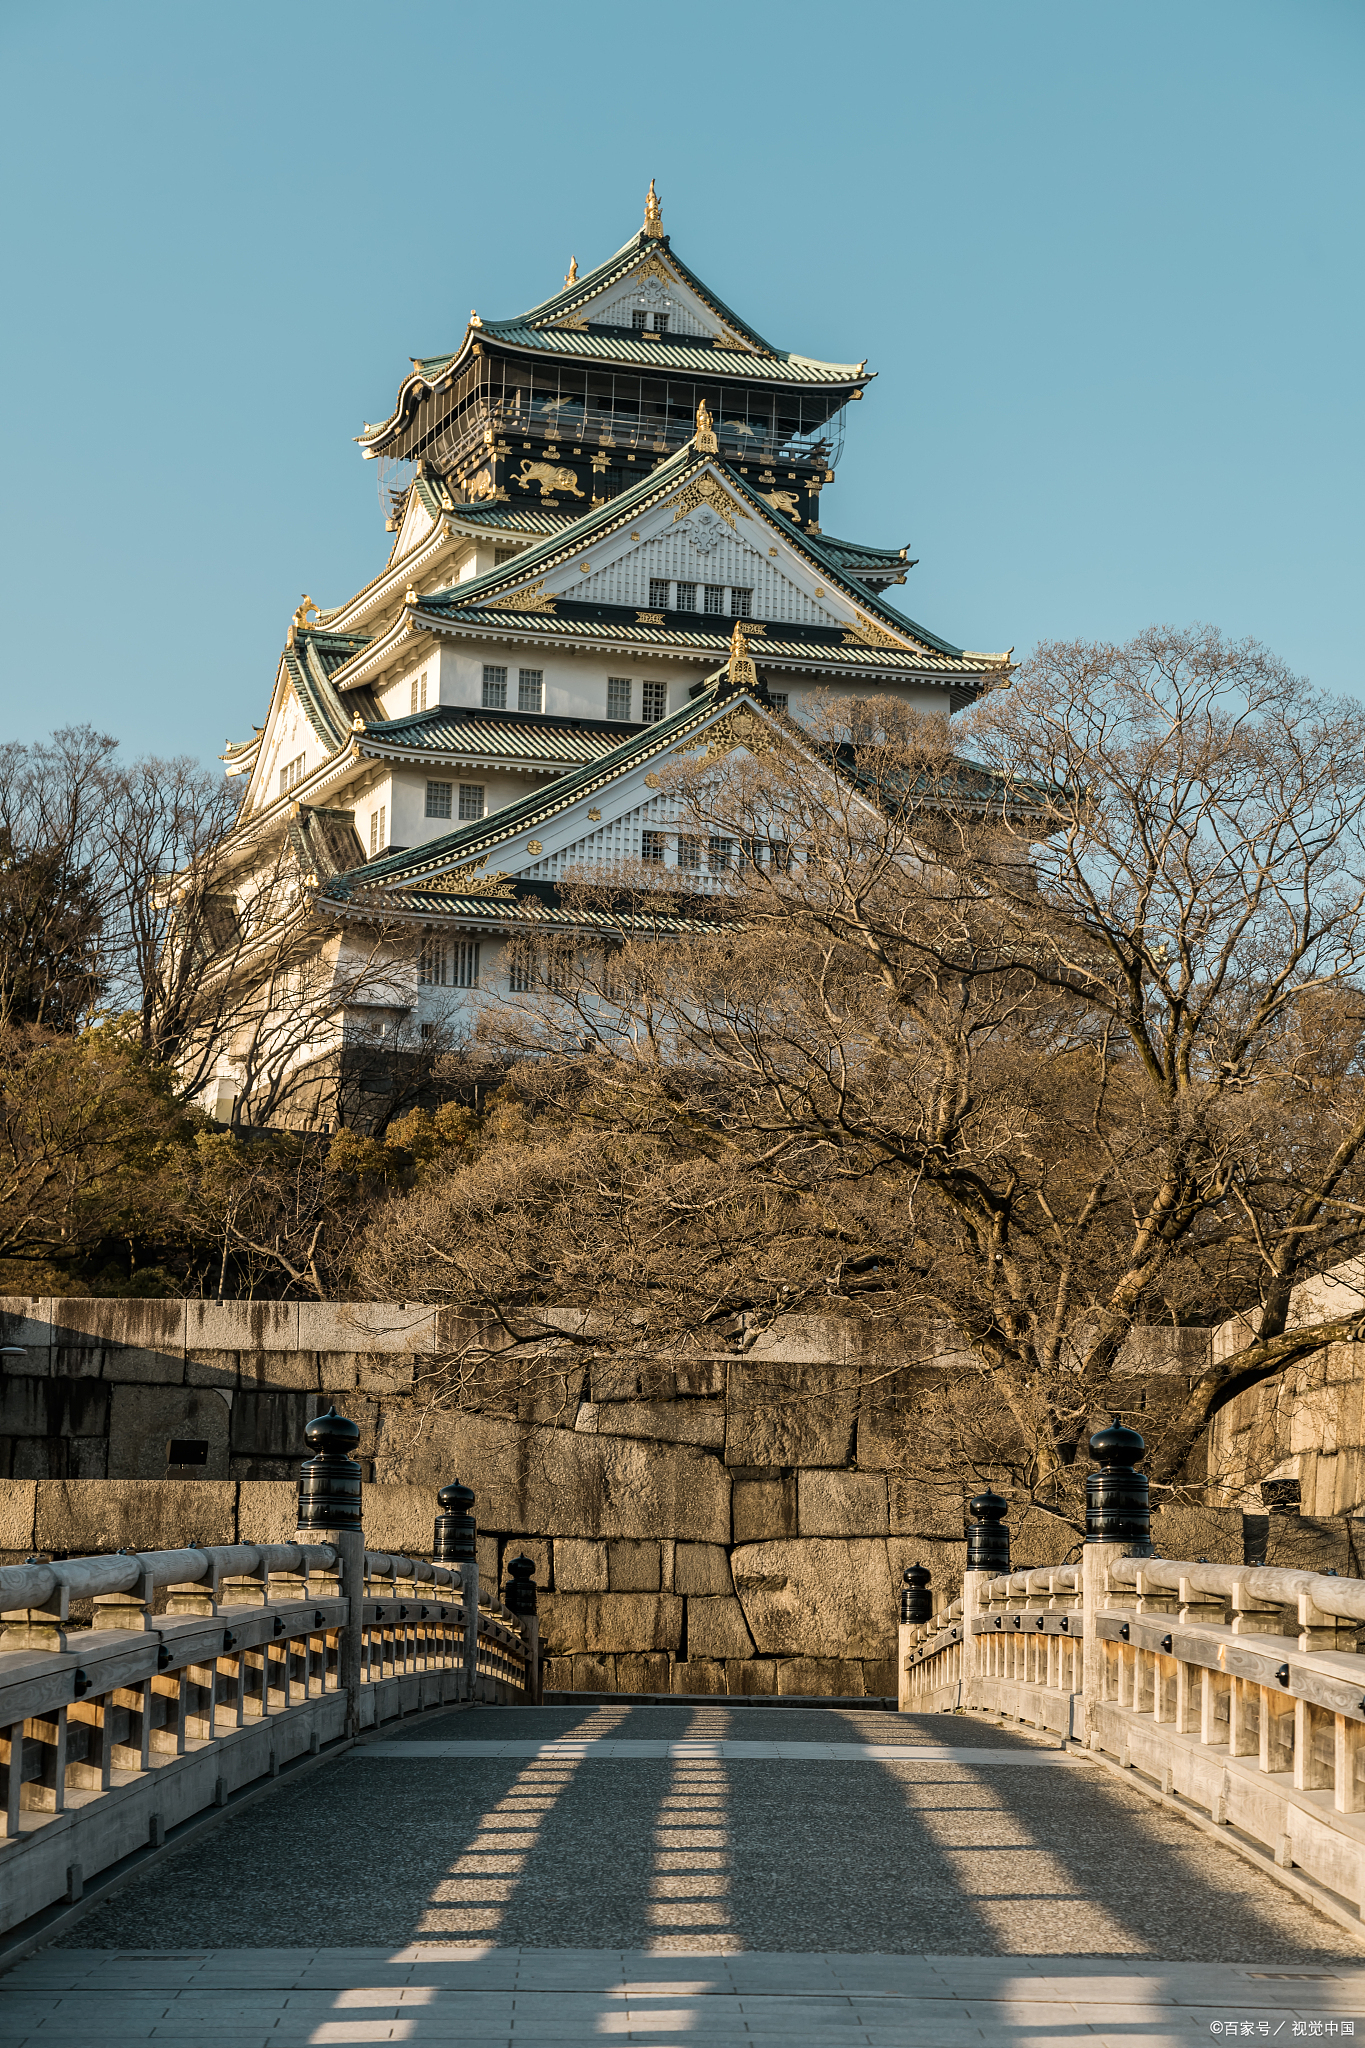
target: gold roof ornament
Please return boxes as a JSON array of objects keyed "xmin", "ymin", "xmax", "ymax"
[
  {"xmin": 727, "ymin": 620, "xmax": 758, "ymax": 693},
  {"xmin": 288, "ymin": 594, "xmax": 323, "ymax": 644},
  {"xmin": 694, "ymin": 397, "xmax": 718, "ymax": 454},
  {"xmin": 643, "ymin": 178, "xmax": 663, "ymax": 239},
  {"xmin": 469, "ymin": 308, "xmax": 483, "ymax": 328},
  {"xmin": 564, "ymin": 256, "xmax": 578, "ymax": 285}
]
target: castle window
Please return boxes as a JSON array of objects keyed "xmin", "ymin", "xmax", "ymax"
[
  {"xmin": 421, "ymin": 938, "xmax": 480, "ymax": 988},
  {"xmin": 494, "ymin": 547, "xmax": 516, "ymax": 564},
  {"xmin": 642, "ymin": 830, "xmax": 666, "ymax": 865},
  {"xmin": 708, "ymin": 836, "xmax": 733, "ymax": 874},
  {"xmin": 458, "ymin": 784, "xmax": 485, "ymax": 821},
  {"xmin": 410, "ymin": 671, "xmax": 428, "ymax": 714},
  {"xmin": 426, "ymin": 780, "xmax": 452, "ymax": 820},
  {"xmin": 607, "ymin": 677, "xmax": 632, "ymax": 720},
  {"xmin": 675, "ymin": 581, "xmax": 697, "ymax": 611},
  {"xmin": 739, "ymin": 836, "xmax": 763, "ymax": 869},
  {"xmin": 631, "ymin": 310, "xmax": 670, "ymax": 336},
  {"xmin": 704, "ymin": 585, "xmax": 725, "ymax": 614},
  {"xmin": 369, "ymin": 806, "xmax": 386, "ymax": 856},
  {"xmin": 677, "ymin": 835, "xmax": 702, "ymax": 871},
  {"xmin": 518, "ymin": 668, "xmax": 544, "ymax": 713},
  {"xmin": 768, "ymin": 839, "xmax": 792, "ymax": 872},
  {"xmin": 482, "ymin": 664, "xmax": 508, "ymax": 709},
  {"xmin": 769, "ymin": 692, "xmax": 789, "ymax": 714},
  {"xmin": 641, "ymin": 681, "xmax": 667, "ymax": 722},
  {"xmin": 731, "ymin": 587, "xmax": 753, "ymax": 617},
  {"xmin": 649, "ymin": 578, "xmax": 670, "ymax": 610},
  {"xmin": 279, "ymin": 754, "xmax": 305, "ymax": 797}
]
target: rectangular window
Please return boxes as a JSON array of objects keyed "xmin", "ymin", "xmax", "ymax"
[
  {"xmin": 677, "ymin": 835, "xmax": 702, "ymax": 871},
  {"xmin": 453, "ymin": 939, "xmax": 480, "ymax": 988},
  {"xmin": 768, "ymin": 839, "xmax": 792, "ymax": 872},
  {"xmin": 731, "ymin": 587, "xmax": 753, "ymax": 617},
  {"xmin": 482, "ymin": 664, "xmax": 508, "ymax": 709},
  {"xmin": 654, "ymin": 313, "xmax": 669, "ymax": 334},
  {"xmin": 704, "ymin": 585, "xmax": 725, "ymax": 614},
  {"xmin": 642, "ymin": 830, "xmax": 666, "ymax": 865},
  {"xmin": 369, "ymin": 806, "xmax": 386, "ymax": 856},
  {"xmin": 410, "ymin": 671, "xmax": 428, "ymax": 714},
  {"xmin": 641, "ymin": 681, "xmax": 667, "ymax": 722},
  {"xmin": 425, "ymin": 780, "xmax": 452, "ymax": 820},
  {"xmin": 518, "ymin": 668, "xmax": 543, "ymax": 714},
  {"xmin": 769, "ymin": 692, "xmax": 789, "ymax": 714},
  {"xmin": 420, "ymin": 1021, "xmax": 435, "ymax": 1041},
  {"xmin": 739, "ymin": 835, "xmax": 763, "ymax": 869},
  {"xmin": 632, "ymin": 310, "xmax": 647, "ymax": 332},
  {"xmin": 494, "ymin": 546, "xmax": 516, "ymax": 565},
  {"xmin": 708, "ymin": 835, "xmax": 732, "ymax": 874},
  {"xmin": 607, "ymin": 676, "xmax": 632, "ymax": 720},
  {"xmin": 421, "ymin": 937, "xmax": 480, "ymax": 988},
  {"xmin": 279, "ymin": 754, "xmax": 305, "ymax": 797},
  {"xmin": 509, "ymin": 943, "xmax": 535, "ymax": 994},
  {"xmin": 675, "ymin": 580, "xmax": 697, "ymax": 611},
  {"xmin": 458, "ymin": 784, "xmax": 485, "ymax": 821},
  {"xmin": 419, "ymin": 937, "xmax": 446, "ymax": 986},
  {"xmin": 649, "ymin": 577, "xmax": 670, "ymax": 610}
]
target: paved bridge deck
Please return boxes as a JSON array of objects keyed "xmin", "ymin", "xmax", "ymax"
[{"xmin": 3, "ymin": 1703, "xmax": 1364, "ymax": 2044}]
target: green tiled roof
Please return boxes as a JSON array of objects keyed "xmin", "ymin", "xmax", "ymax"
[
  {"xmin": 358, "ymin": 705, "xmax": 641, "ymax": 767},
  {"xmin": 284, "ymin": 631, "xmax": 376, "ymax": 752},
  {"xmin": 516, "ymin": 232, "xmax": 777, "ymax": 355},
  {"xmin": 425, "ymin": 610, "xmax": 975, "ymax": 674}
]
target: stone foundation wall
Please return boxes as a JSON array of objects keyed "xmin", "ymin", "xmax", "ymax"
[{"xmin": 0, "ymin": 1296, "xmax": 1216, "ymax": 1697}]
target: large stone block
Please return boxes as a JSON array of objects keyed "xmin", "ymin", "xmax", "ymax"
[
  {"xmin": 555, "ymin": 1539, "xmax": 609, "ymax": 1592},
  {"xmin": 237, "ymin": 1480, "xmax": 300, "ymax": 1545},
  {"xmin": 109, "ymin": 1384, "xmax": 230, "ymax": 1480},
  {"xmin": 888, "ymin": 1476, "xmax": 967, "ymax": 1538},
  {"xmin": 776, "ymin": 1657, "xmax": 866, "ymax": 1696},
  {"xmin": 670, "ymin": 1659, "xmax": 726, "ymax": 1694},
  {"xmin": 607, "ymin": 1540, "xmax": 661, "ymax": 1591},
  {"xmin": 617, "ymin": 1653, "xmax": 672, "ymax": 1693},
  {"xmin": 860, "ymin": 1656, "xmax": 897, "ymax": 1699},
  {"xmin": 798, "ymin": 1469, "xmax": 888, "ymax": 1536},
  {"xmin": 186, "ymin": 1301, "xmax": 297, "ymax": 1354},
  {"xmin": 0, "ymin": 1481, "xmax": 36, "ymax": 1551},
  {"xmin": 51, "ymin": 1298, "xmax": 186, "ymax": 1357},
  {"xmin": 673, "ymin": 1544, "xmax": 732, "ymax": 1596},
  {"xmin": 1148, "ymin": 1504, "xmax": 1243, "ymax": 1564},
  {"xmin": 362, "ymin": 1484, "xmax": 438, "ymax": 1557},
  {"xmin": 300, "ymin": 1302, "xmax": 438, "ymax": 1354},
  {"xmin": 373, "ymin": 1409, "xmax": 730, "ymax": 1542},
  {"xmin": 731, "ymin": 1473, "xmax": 796, "ymax": 1542},
  {"xmin": 725, "ymin": 1361, "xmax": 857, "ymax": 1468},
  {"xmin": 35, "ymin": 1479, "xmax": 236, "ymax": 1553},
  {"xmin": 725, "ymin": 1658, "xmax": 777, "ymax": 1695},
  {"xmin": 185, "ymin": 1350, "xmax": 238, "ymax": 1389},
  {"xmin": 358, "ymin": 1355, "xmax": 417, "ymax": 1397},
  {"xmin": 0, "ymin": 1375, "xmax": 108, "ymax": 1441},
  {"xmin": 569, "ymin": 1654, "xmax": 617, "ymax": 1692},
  {"xmin": 536, "ymin": 1592, "xmax": 683, "ymax": 1654},
  {"xmin": 239, "ymin": 1351, "xmax": 319, "ymax": 1391},
  {"xmin": 731, "ymin": 1539, "xmax": 894, "ymax": 1659},
  {"xmin": 68, "ymin": 1440, "xmax": 106, "ymax": 1480},
  {"xmin": 886, "ymin": 1537, "xmax": 971, "ymax": 1612},
  {"xmin": 231, "ymin": 1390, "xmax": 311, "ymax": 1463},
  {"xmin": 686, "ymin": 1595, "xmax": 755, "ymax": 1661},
  {"xmin": 576, "ymin": 1401, "xmax": 725, "ymax": 1449},
  {"xmin": 0, "ymin": 1299, "xmax": 54, "ymax": 1374},
  {"xmin": 745, "ymin": 1315, "xmax": 856, "ymax": 1365}
]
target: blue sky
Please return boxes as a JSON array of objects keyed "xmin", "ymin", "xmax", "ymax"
[{"xmin": 2, "ymin": 0, "xmax": 1361, "ymax": 765}]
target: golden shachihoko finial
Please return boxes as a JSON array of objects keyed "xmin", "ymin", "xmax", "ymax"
[
  {"xmin": 694, "ymin": 397, "xmax": 718, "ymax": 453},
  {"xmin": 643, "ymin": 179, "xmax": 663, "ymax": 239},
  {"xmin": 727, "ymin": 619, "xmax": 757, "ymax": 692},
  {"xmin": 565, "ymin": 256, "xmax": 578, "ymax": 285}
]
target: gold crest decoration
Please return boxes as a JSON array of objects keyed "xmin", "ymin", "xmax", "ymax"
[
  {"xmin": 693, "ymin": 397, "xmax": 718, "ymax": 454},
  {"xmin": 486, "ymin": 582, "xmax": 558, "ymax": 614},
  {"xmin": 643, "ymin": 179, "xmax": 663, "ymax": 239},
  {"xmin": 667, "ymin": 474, "xmax": 747, "ymax": 531}
]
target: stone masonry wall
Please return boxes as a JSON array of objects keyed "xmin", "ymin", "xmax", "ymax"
[{"xmin": 0, "ymin": 1296, "xmax": 1224, "ymax": 1697}]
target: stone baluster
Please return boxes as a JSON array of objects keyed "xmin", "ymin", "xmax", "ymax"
[
  {"xmin": 1081, "ymin": 1417, "xmax": 1151, "ymax": 1747},
  {"xmin": 434, "ymin": 1479, "xmax": 478, "ymax": 1701},
  {"xmin": 897, "ymin": 1564, "xmax": 932, "ymax": 1711},
  {"xmin": 503, "ymin": 1556, "xmax": 540, "ymax": 1704},
  {"xmin": 296, "ymin": 1407, "xmax": 364, "ymax": 1737}
]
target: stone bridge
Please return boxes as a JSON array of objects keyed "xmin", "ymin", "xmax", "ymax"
[{"xmin": 0, "ymin": 1416, "xmax": 1361, "ymax": 2045}]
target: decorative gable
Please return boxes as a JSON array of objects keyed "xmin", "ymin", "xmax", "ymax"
[
  {"xmin": 562, "ymin": 252, "xmax": 740, "ymax": 344},
  {"xmin": 386, "ymin": 486, "xmax": 439, "ymax": 568}
]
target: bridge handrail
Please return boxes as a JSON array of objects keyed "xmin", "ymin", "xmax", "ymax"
[
  {"xmin": 0, "ymin": 1543, "xmax": 339, "ymax": 1614},
  {"xmin": 1107, "ymin": 1554, "xmax": 1365, "ymax": 1622}
]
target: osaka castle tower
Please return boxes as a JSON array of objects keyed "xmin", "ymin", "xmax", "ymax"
[{"xmin": 210, "ymin": 185, "xmax": 1010, "ymax": 1119}]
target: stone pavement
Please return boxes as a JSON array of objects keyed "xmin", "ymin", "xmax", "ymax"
[{"xmin": 1, "ymin": 1702, "xmax": 1363, "ymax": 2044}]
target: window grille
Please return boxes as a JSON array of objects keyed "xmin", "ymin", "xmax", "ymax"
[
  {"xmin": 420, "ymin": 938, "xmax": 480, "ymax": 988},
  {"xmin": 731, "ymin": 587, "xmax": 753, "ymax": 617},
  {"xmin": 458, "ymin": 784, "xmax": 485, "ymax": 821},
  {"xmin": 410, "ymin": 671, "xmax": 428, "ymax": 714},
  {"xmin": 509, "ymin": 942, "xmax": 565, "ymax": 992},
  {"xmin": 369, "ymin": 806, "xmax": 386, "ymax": 856},
  {"xmin": 482, "ymin": 664, "xmax": 508, "ymax": 709},
  {"xmin": 518, "ymin": 668, "xmax": 543, "ymax": 713},
  {"xmin": 704, "ymin": 585, "xmax": 725, "ymax": 614},
  {"xmin": 642, "ymin": 830, "xmax": 666, "ymax": 865},
  {"xmin": 494, "ymin": 547, "xmax": 516, "ymax": 564},
  {"xmin": 768, "ymin": 840, "xmax": 792, "ymax": 872},
  {"xmin": 509, "ymin": 943, "xmax": 535, "ymax": 994},
  {"xmin": 279, "ymin": 754, "xmax": 305, "ymax": 797},
  {"xmin": 654, "ymin": 313, "xmax": 670, "ymax": 334},
  {"xmin": 677, "ymin": 835, "xmax": 702, "ymax": 871},
  {"xmin": 419, "ymin": 938, "xmax": 445, "ymax": 986},
  {"xmin": 641, "ymin": 681, "xmax": 667, "ymax": 722},
  {"xmin": 675, "ymin": 581, "xmax": 697, "ymax": 611},
  {"xmin": 649, "ymin": 578, "xmax": 670, "ymax": 610},
  {"xmin": 739, "ymin": 836, "xmax": 763, "ymax": 868},
  {"xmin": 426, "ymin": 781, "xmax": 452, "ymax": 820},
  {"xmin": 769, "ymin": 692, "xmax": 789, "ymax": 714},
  {"xmin": 452, "ymin": 940, "xmax": 480, "ymax": 988},
  {"xmin": 631, "ymin": 311, "xmax": 668, "ymax": 334},
  {"xmin": 420, "ymin": 1021, "xmax": 435, "ymax": 1041},
  {"xmin": 607, "ymin": 676, "xmax": 632, "ymax": 720},
  {"xmin": 632, "ymin": 310, "xmax": 648, "ymax": 332},
  {"xmin": 708, "ymin": 836, "xmax": 732, "ymax": 874}
]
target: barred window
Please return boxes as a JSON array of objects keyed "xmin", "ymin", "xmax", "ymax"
[
  {"xmin": 279, "ymin": 754, "xmax": 305, "ymax": 797},
  {"xmin": 739, "ymin": 835, "xmax": 763, "ymax": 868},
  {"xmin": 509, "ymin": 942, "xmax": 535, "ymax": 994},
  {"xmin": 649, "ymin": 577, "xmax": 670, "ymax": 610},
  {"xmin": 677, "ymin": 835, "xmax": 702, "ymax": 871},
  {"xmin": 632, "ymin": 310, "xmax": 647, "ymax": 332},
  {"xmin": 730, "ymin": 587, "xmax": 753, "ymax": 617},
  {"xmin": 509, "ymin": 942, "xmax": 566, "ymax": 992},
  {"xmin": 641, "ymin": 680, "xmax": 667, "ymax": 722},
  {"xmin": 769, "ymin": 692, "xmax": 789, "ymax": 714},
  {"xmin": 369, "ymin": 805, "xmax": 386, "ymax": 856},
  {"xmin": 410, "ymin": 670, "xmax": 428, "ymax": 714},
  {"xmin": 607, "ymin": 676, "xmax": 632, "ymax": 720},
  {"xmin": 425, "ymin": 780, "xmax": 452, "ymax": 820},
  {"xmin": 494, "ymin": 547, "xmax": 516, "ymax": 564},
  {"xmin": 768, "ymin": 839, "xmax": 793, "ymax": 872},
  {"xmin": 458, "ymin": 784, "xmax": 485, "ymax": 821},
  {"xmin": 518, "ymin": 668, "xmax": 543, "ymax": 713},
  {"xmin": 708, "ymin": 835, "xmax": 733, "ymax": 874},
  {"xmin": 675, "ymin": 581, "xmax": 697, "ymax": 611},
  {"xmin": 704, "ymin": 584, "xmax": 725, "ymax": 614},
  {"xmin": 642, "ymin": 830, "xmax": 667, "ymax": 865},
  {"xmin": 482, "ymin": 664, "xmax": 508, "ymax": 709},
  {"xmin": 420, "ymin": 938, "xmax": 480, "ymax": 988}
]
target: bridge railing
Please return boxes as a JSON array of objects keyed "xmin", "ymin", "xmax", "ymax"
[
  {"xmin": 896, "ymin": 1432, "xmax": 1365, "ymax": 1922},
  {"xmin": 0, "ymin": 1414, "xmax": 541, "ymax": 1940}
]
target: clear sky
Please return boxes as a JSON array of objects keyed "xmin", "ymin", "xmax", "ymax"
[{"xmin": 2, "ymin": 0, "xmax": 1361, "ymax": 766}]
